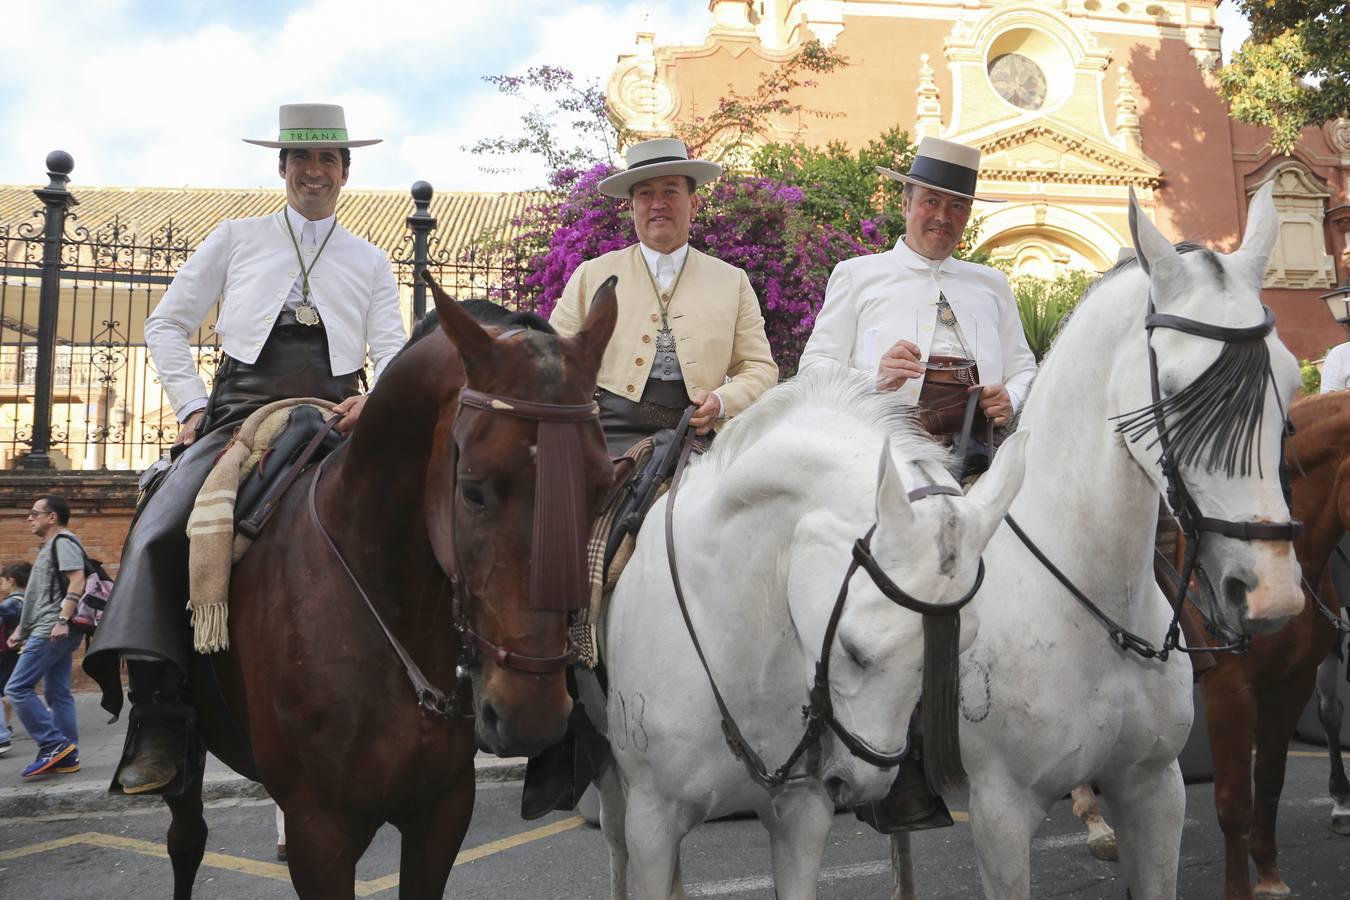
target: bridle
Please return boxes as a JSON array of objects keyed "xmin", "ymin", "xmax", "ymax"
[
  {"xmin": 1006, "ymin": 294, "xmax": 1302, "ymax": 661},
  {"xmin": 665, "ymin": 420, "xmax": 982, "ymax": 792},
  {"xmin": 310, "ymin": 365, "xmax": 603, "ymax": 718}
]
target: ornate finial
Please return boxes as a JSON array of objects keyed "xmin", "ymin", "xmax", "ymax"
[
  {"xmin": 916, "ymin": 54, "xmax": 943, "ymax": 139},
  {"xmin": 45, "ymin": 151, "xmax": 74, "ymax": 190},
  {"xmin": 1115, "ymin": 67, "xmax": 1142, "ymax": 156}
]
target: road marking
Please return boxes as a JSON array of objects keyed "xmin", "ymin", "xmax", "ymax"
[{"xmin": 0, "ymin": 815, "xmax": 586, "ymax": 896}]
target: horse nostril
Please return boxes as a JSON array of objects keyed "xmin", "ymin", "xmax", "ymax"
[
  {"xmin": 479, "ymin": 700, "xmax": 499, "ymax": 733},
  {"xmin": 824, "ymin": 775, "xmax": 849, "ymax": 804}
]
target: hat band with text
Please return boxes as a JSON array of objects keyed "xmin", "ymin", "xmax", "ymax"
[
  {"xmin": 278, "ymin": 128, "xmax": 350, "ymax": 143},
  {"xmin": 908, "ymin": 156, "xmax": 978, "ymax": 197}
]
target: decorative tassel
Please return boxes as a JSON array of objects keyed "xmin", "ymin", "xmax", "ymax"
[
  {"xmin": 190, "ymin": 602, "xmax": 230, "ymax": 654},
  {"xmin": 921, "ymin": 612, "xmax": 967, "ymax": 792},
  {"xmin": 530, "ymin": 420, "xmax": 590, "ymax": 611}
]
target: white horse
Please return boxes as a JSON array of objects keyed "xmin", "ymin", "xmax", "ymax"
[
  {"xmin": 942, "ymin": 184, "xmax": 1303, "ymax": 899},
  {"xmin": 597, "ymin": 366, "xmax": 1029, "ymax": 900}
]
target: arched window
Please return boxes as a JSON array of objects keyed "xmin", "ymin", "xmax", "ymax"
[{"xmin": 1250, "ymin": 161, "xmax": 1336, "ymax": 289}]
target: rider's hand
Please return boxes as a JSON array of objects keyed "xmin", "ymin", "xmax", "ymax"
[
  {"xmin": 973, "ymin": 382, "xmax": 1013, "ymax": 427},
  {"xmin": 333, "ymin": 394, "xmax": 368, "ymax": 435},
  {"xmin": 175, "ymin": 410, "xmax": 205, "ymax": 447},
  {"xmin": 690, "ymin": 389, "xmax": 722, "ymax": 436},
  {"xmin": 876, "ymin": 340, "xmax": 924, "ymax": 392}
]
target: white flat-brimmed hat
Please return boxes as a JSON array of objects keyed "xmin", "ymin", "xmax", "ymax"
[
  {"xmin": 597, "ymin": 138, "xmax": 723, "ymax": 198},
  {"xmin": 876, "ymin": 137, "xmax": 1002, "ymax": 203},
  {"xmin": 243, "ymin": 103, "xmax": 382, "ymax": 149}
]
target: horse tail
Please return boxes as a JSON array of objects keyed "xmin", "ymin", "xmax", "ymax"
[{"xmin": 921, "ymin": 612, "xmax": 966, "ymax": 791}]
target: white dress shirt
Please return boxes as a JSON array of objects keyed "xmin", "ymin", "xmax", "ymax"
[
  {"xmin": 1321, "ymin": 341, "xmax": 1350, "ymax": 393},
  {"xmin": 800, "ymin": 236, "xmax": 1038, "ymax": 412},
  {"xmin": 145, "ymin": 208, "xmax": 406, "ymax": 421}
]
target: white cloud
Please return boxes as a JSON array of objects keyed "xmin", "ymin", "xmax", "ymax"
[
  {"xmin": 1214, "ymin": 4, "xmax": 1251, "ymax": 64},
  {"xmin": 0, "ymin": 0, "xmax": 714, "ymax": 192}
]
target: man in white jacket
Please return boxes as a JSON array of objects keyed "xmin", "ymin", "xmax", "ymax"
[
  {"xmin": 86, "ymin": 104, "xmax": 406, "ymax": 796},
  {"xmin": 799, "ymin": 137, "xmax": 1037, "ymax": 835},
  {"xmin": 800, "ymin": 137, "xmax": 1036, "ymax": 436}
]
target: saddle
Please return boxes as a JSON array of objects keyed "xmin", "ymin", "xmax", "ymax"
[{"xmin": 235, "ymin": 404, "xmax": 343, "ymax": 537}]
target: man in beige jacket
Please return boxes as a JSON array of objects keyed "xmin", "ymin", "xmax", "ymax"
[{"xmin": 549, "ymin": 138, "xmax": 777, "ymax": 455}]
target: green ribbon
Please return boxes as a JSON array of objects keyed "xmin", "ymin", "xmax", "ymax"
[{"xmin": 278, "ymin": 128, "xmax": 349, "ymax": 143}]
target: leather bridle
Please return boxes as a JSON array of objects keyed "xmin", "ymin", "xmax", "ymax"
[
  {"xmin": 665, "ymin": 417, "xmax": 982, "ymax": 791},
  {"xmin": 310, "ymin": 375, "xmax": 602, "ymax": 719}
]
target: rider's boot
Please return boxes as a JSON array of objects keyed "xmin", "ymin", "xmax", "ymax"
[
  {"xmin": 853, "ymin": 729, "xmax": 954, "ymax": 833},
  {"xmin": 115, "ymin": 660, "xmax": 190, "ymax": 795},
  {"xmin": 520, "ymin": 704, "xmax": 610, "ymax": 820}
]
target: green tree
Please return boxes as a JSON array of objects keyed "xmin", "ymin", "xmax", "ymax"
[
  {"xmin": 1301, "ymin": 357, "xmax": 1322, "ymax": 395},
  {"xmin": 1007, "ymin": 269, "xmax": 1096, "ymax": 361},
  {"xmin": 1218, "ymin": 2, "xmax": 1349, "ymax": 154}
]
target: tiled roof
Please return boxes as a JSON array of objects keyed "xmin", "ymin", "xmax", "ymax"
[{"xmin": 0, "ymin": 184, "xmax": 544, "ymax": 258}]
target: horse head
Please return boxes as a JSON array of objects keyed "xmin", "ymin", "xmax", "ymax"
[
  {"xmin": 423, "ymin": 273, "xmax": 618, "ymax": 756},
  {"xmin": 1117, "ymin": 184, "xmax": 1303, "ymax": 637},
  {"xmin": 811, "ymin": 428, "xmax": 1029, "ymax": 806}
]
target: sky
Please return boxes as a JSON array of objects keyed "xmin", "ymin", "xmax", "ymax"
[{"xmin": 1, "ymin": 1, "xmax": 1253, "ymax": 193}]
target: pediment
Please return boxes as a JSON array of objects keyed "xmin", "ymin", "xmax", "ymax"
[{"xmin": 964, "ymin": 121, "xmax": 1163, "ymax": 189}]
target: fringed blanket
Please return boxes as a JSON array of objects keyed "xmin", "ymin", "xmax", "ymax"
[
  {"xmin": 185, "ymin": 398, "xmax": 338, "ymax": 653},
  {"xmin": 570, "ymin": 437, "xmax": 662, "ymax": 668}
]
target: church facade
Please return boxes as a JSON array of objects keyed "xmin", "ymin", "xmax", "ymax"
[{"xmin": 606, "ymin": 0, "xmax": 1349, "ymax": 360}]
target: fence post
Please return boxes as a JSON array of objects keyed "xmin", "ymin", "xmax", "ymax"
[
  {"xmin": 406, "ymin": 181, "xmax": 436, "ymax": 321},
  {"xmin": 23, "ymin": 151, "xmax": 76, "ymax": 470}
]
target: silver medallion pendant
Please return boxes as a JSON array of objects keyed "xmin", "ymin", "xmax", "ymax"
[{"xmin": 294, "ymin": 300, "xmax": 321, "ymax": 327}]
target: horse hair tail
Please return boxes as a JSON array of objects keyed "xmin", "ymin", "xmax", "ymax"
[{"xmin": 921, "ymin": 612, "xmax": 967, "ymax": 792}]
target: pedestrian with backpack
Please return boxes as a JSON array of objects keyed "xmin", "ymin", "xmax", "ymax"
[
  {"xmin": 4, "ymin": 496, "xmax": 83, "ymax": 778},
  {"xmin": 0, "ymin": 561, "xmax": 32, "ymax": 757}
]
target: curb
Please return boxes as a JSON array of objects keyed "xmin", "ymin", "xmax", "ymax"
[{"xmin": 0, "ymin": 758, "xmax": 527, "ymax": 819}]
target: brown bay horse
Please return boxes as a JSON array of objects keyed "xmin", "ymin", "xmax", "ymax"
[
  {"xmin": 1198, "ymin": 389, "xmax": 1348, "ymax": 900},
  {"xmin": 165, "ymin": 273, "xmax": 619, "ymax": 899}
]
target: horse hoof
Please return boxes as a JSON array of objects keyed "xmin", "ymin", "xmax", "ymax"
[
  {"xmin": 1331, "ymin": 813, "xmax": 1350, "ymax": 836},
  {"xmin": 1087, "ymin": 832, "xmax": 1119, "ymax": 862},
  {"xmin": 1253, "ymin": 880, "xmax": 1291, "ymax": 899}
]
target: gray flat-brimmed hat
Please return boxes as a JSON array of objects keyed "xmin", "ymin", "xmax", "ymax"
[
  {"xmin": 877, "ymin": 137, "xmax": 1002, "ymax": 203},
  {"xmin": 243, "ymin": 103, "xmax": 382, "ymax": 149},
  {"xmin": 598, "ymin": 138, "xmax": 723, "ymax": 198}
]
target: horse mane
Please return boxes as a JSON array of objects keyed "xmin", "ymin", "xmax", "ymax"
[
  {"xmin": 703, "ymin": 364, "xmax": 956, "ymax": 474},
  {"xmin": 391, "ymin": 298, "xmax": 556, "ymax": 366}
]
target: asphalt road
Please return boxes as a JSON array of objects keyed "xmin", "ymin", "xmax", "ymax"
[{"xmin": 0, "ymin": 748, "xmax": 1346, "ymax": 899}]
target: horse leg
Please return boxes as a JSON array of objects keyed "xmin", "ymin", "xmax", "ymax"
[
  {"xmin": 281, "ymin": 795, "xmax": 378, "ymax": 900},
  {"xmin": 163, "ymin": 764, "xmax": 207, "ymax": 900},
  {"xmin": 758, "ymin": 788, "xmax": 833, "ymax": 900},
  {"xmin": 1249, "ymin": 674, "xmax": 1315, "ymax": 900},
  {"xmin": 1098, "ymin": 762, "xmax": 1185, "ymax": 900},
  {"xmin": 967, "ymin": 780, "xmax": 1043, "ymax": 900},
  {"xmin": 1206, "ymin": 673, "xmax": 1258, "ymax": 900},
  {"xmin": 624, "ymin": 782, "xmax": 693, "ymax": 900},
  {"xmin": 1070, "ymin": 782, "xmax": 1119, "ymax": 862},
  {"xmin": 1316, "ymin": 651, "xmax": 1350, "ymax": 835},
  {"xmin": 396, "ymin": 785, "xmax": 475, "ymax": 900},
  {"xmin": 596, "ymin": 764, "xmax": 630, "ymax": 900},
  {"xmin": 890, "ymin": 834, "xmax": 917, "ymax": 900}
]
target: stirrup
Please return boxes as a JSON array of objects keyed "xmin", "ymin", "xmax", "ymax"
[{"xmin": 111, "ymin": 701, "xmax": 201, "ymax": 797}]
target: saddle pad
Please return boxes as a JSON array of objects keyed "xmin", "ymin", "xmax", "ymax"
[{"xmin": 186, "ymin": 398, "xmax": 338, "ymax": 653}]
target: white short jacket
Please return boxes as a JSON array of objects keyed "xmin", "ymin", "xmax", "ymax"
[
  {"xmin": 145, "ymin": 211, "xmax": 406, "ymax": 420},
  {"xmin": 799, "ymin": 238, "xmax": 1038, "ymax": 412}
]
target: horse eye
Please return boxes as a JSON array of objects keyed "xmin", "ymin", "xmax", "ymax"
[{"xmin": 460, "ymin": 482, "xmax": 487, "ymax": 511}]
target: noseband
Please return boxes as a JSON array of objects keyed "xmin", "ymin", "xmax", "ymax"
[{"xmin": 665, "ymin": 421, "xmax": 980, "ymax": 792}]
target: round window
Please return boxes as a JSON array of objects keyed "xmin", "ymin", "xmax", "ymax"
[{"xmin": 987, "ymin": 53, "xmax": 1048, "ymax": 110}]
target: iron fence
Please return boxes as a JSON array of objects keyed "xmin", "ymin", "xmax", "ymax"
[{"xmin": 0, "ymin": 155, "xmax": 538, "ymax": 471}]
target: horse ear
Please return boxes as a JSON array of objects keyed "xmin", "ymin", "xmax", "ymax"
[
  {"xmin": 570, "ymin": 276, "xmax": 620, "ymax": 377},
  {"xmin": 1234, "ymin": 181, "xmax": 1278, "ymax": 282},
  {"xmin": 1128, "ymin": 187, "xmax": 1184, "ymax": 289},
  {"xmin": 424, "ymin": 270, "xmax": 494, "ymax": 382},
  {"xmin": 874, "ymin": 440, "xmax": 916, "ymax": 533},
  {"xmin": 964, "ymin": 429, "xmax": 1029, "ymax": 546}
]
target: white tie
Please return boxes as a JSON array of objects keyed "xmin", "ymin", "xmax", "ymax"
[
  {"xmin": 302, "ymin": 221, "xmax": 316, "ymax": 247},
  {"xmin": 656, "ymin": 255, "xmax": 676, "ymax": 293}
]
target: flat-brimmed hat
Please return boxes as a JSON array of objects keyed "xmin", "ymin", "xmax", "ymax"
[
  {"xmin": 598, "ymin": 139, "xmax": 723, "ymax": 198},
  {"xmin": 243, "ymin": 103, "xmax": 382, "ymax": 149},
  {"xmin": 877, "ymin": 137, "xmax": 1002, "ymax": 203}
]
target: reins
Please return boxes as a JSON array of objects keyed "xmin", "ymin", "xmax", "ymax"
[
  {"xmin": 1008, "ymin": 296, "xmax": 1302, "ymax": 662},
  {"xmin": 665, "ymin": 410, "xmax": 980, "ymax": 792}
]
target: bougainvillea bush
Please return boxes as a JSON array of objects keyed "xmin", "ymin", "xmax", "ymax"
[{"xmin": 505, "ymin": 163, "xmax": 888, "ymax": 373}]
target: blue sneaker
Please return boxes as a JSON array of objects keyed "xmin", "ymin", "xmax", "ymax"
[{"xmin": 21, "ymin": 741, "xmax": 76, "ymax": 778}]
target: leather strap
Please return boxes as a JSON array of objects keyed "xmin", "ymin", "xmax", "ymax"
[
  {"xmin": 458, "ymin": 389, "xmax": 599, "ymax": 423},
  {"xmin": 1144, "ymin": 305, "xmax": 1275, "ymax": 343},
  {"xmin": 238, "ymin": 413, "xmax": 342, "ymax": 541}
]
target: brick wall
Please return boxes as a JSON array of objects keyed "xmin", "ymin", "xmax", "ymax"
[{"xmin": 1, "ymin": 471, "xmax": 139, "ymax": 691}]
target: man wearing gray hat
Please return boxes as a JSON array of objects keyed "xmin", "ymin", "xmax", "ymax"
[
  {"xmin": 549, "ymin": 138, "xmax": 777, "ymax": 455},
  {"xmin": 85, "ymin": 104, "xmax": 406, "ymax": 796}
]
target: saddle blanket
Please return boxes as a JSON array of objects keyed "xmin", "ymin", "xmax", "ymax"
[{"xmin": 185, "ymin": 398, "xmax": 339, "ymax": 653}]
